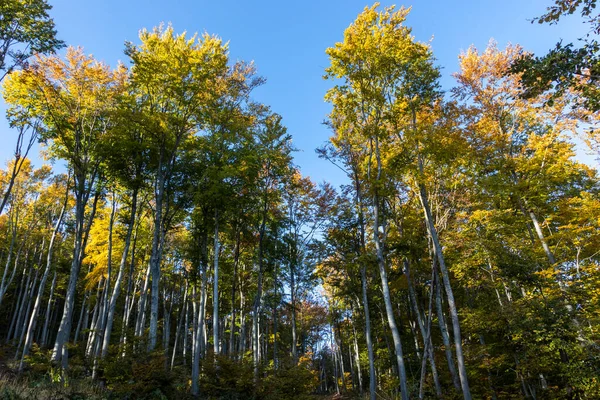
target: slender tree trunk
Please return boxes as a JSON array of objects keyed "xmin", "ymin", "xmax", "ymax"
[
  {"xmin": 192, "ymin": 283, "xmax": 205, "ymax": 396},
  {"xmin": 0, "ymin": 216, "xmax": 18, "ymax": 308},
  {"xmin": 191, "ymin": 286, "xmax": 200, "ymax": 395},
  {"xmin": 171, "ymin": 283, "xmax": 187, "ymax": 369},
  {"xmin": 239, "ymin": 281, "xmax": 246, "ymax": 358},
  {"xmin": 434, "ymin": 265, "xmax": 460, "ymax": 390},
  {"xmin": 229, "ymin": 227, "xmax": 240, "ymax": 357},
  {"xmin": 11, "ymin": 256, "xmax": 33, "ymax": 343},
  {"xmin": 192, "ymin": 230, "xmax": 209, "ymax": 397},
  {"xmin": 120, "ymin": 226, "xmax": 140, "ymax": 353},
  {"xmin": 405, "ymin": 260, "xmax": 442, "ymax": 398},
  {"xmin": 527, "ymin": 207, "xmax": 556, "ymax": 265},
  {"xmin": 16, "ymin": 266, "xmax": 39, "ymax": 355},
  {"xmin": 360, "ymin": 267, "xmax": 377, "ymax": 400},
  {"xmin": 351, "ymin": 319, "xmax": 363, "ymax": 394},
  {"xmin": 102, "ymin": 190, "xmax": 138, "ymax": 358},
  {"xmin": 370, "ymin": 135, "xmax": 409, "ymax": 400},
  {"xmin": 334, "ymin": 322, "xmax": 347, "ymax": 391},
  {"xmin": 148, "ymin": 166, "xmax": 165, "ymax": 352},
  {"xmin": 416, "ymin": 162, "xmax": 471, "ymax": 399},
  {"xmin": 91, "ymin": 192, "xmax": 117, "ymax": 377},
  {"xmin": 47, "ymin": 297, "xmax": 60, "ymax": 347},
  {"xmin": 86, "ymin": 279, "xmax": 104, "ymax": 357},
  {"xmin": 353, "ymin": 171, "xmax": 376, "ymax": 400},
  {"xmin": 290, "ymin": 262, "xmax": 297, "ymax": 363},
  {"xmin": 52, "ymin": 183, "xmax": 100, "ymax": 369},
  {"xmin": 213, "ymin": 211, "xmax": 220, "ymax": 355},
  {"xmin": 41, "ymin": 272, "xmax": 57, "ymax": 347},
  {"xmin": 136, "ymin": 262, "xmax": 151, "ymax": 337},
  {"xmin": 201, "ymin": 286, "xmax": 207, "ymax": 357},
  {"xmin": 6, "ymin": 265, "xmax": 27, "ymax": 343},
  {"xmin": 74, "ymin": 292, "xmax": 88, "ymax": 344},
  {"xmin": 183, "ymin": 296, "xmax": 189, "ymax": 364},
  {"xmin": 273, "ymin": 301, "xmax": 279, "ymax": 370},
  {"xmin": 0, "ymin": 207, "xmax": 36, "ymax": 309},
  {"xmin": 376, "ymin": 213, "xmax": 406, "ymax": 388},
  {"xmin": 253, "ymin": 196, "xmax": 268, "ymax": 378},
  {"xmin": 20, "ymin": 201, "xmax": 65, "ymax": 370},
  {"xmin": 163, "ymin": 288, "xmax": 172, "ymax": 363}
]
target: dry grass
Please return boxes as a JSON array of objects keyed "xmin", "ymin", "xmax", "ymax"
[{"xmin": 0, "ymin": 372, "xmax": 108, "ymax": 400}]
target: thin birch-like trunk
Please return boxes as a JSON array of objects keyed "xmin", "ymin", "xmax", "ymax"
[
  {"xmin": 213, "ymin": 211, "xmax": 220, "ymax": 355},
  {"xmin": 40, "ymin": 272, "xmax": 57, "ymax": 347},
  {"xmin": 372, "ymin": 135, "xmax": 409, "ymax": 400},
  {"xmin": 417, "ymin": 170, "xmax": 471, "ymax": 399},
  {"xmin": 102, "ymin": 190, "xmax": 137, "ymax": 358},
  {"xmin": 53, "ymin": 183, "xmax": 101, "ymax": 368}
]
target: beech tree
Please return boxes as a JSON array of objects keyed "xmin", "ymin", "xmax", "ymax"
[
  {"xmin": 0, "ymin": 4, "xmax": 598, "ymax": 399},
  {"xmin": 3, "ymin": 48, "xmax": 126, "ymax": 368}
]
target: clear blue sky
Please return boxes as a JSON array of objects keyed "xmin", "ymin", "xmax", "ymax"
[{"xmin": 0, "ymin": 0, "xmax": 593, "ymax": 185}]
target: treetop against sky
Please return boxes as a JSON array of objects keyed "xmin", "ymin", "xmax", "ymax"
[{"xmin": 0, "ymin": 0, "xmax": 593, "ymax": 184}]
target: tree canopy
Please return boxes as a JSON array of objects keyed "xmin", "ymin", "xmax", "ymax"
[{"xmin": 0, "ymin": 1, "xmax": 598, "ymax": 399}]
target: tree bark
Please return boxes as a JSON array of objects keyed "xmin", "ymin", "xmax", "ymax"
[
  {"xmin": 213, "ymin": 211, "xmax": 220, "ymax": 355},
  {"xmin": 102, "ymin": 189, "xmax": 138, "ymax": 358},
  {"xmin": 40, "ymin": 271, "xmax": 57, "ymax": 347},
  {"xmin": 372, "ymin": 135, "xmax": 409, "ymax": 400},
  {"xmin": 416, "ymin": 167, "xmax": 471, "ymax": 399},
  {"xmin": 52, "ymin": 183, "xmax": 100, "ymax": 369},
  {"xmin": 20, "ymin": 199, "xmax": 66, "ymax": 370}
]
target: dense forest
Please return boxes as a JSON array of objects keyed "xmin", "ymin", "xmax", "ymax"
[{"xmin": 0, "ymin": 0, "xmax": 599, "ymax": 399}]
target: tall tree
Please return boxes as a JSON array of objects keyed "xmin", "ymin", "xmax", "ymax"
[
  {"xmin": 125, "ymin": 25, "xmax": 229, "ymax": 352},
  {"xmin": 3, "ymin": 47, "xmax": 126, "ymax": 368}
]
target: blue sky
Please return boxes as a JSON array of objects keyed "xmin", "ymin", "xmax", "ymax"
[{"xmin": 0, "ymin": 0, "xmax": 594, "ymax": 185}]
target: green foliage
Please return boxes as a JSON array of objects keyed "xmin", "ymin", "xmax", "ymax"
[
  {"xmin": 261, "ymin": 356, "xmax": 318, "ymax": 400},
  {"xmin": 0, "ymin": 0, "xmax": 64, "ymax": 80},
  {"xmin": 1, "ymin": 2, "xmax": 600, "ymax": 400},
  {"xmin": 199, "ymin": 354, "xmax": 256, "ymax": 399},
  {"xmin": 510, "ymin": 0, "xmax": 600, "ymax": 111},
  {"xmin": 101, "ymin": 351, "xmax": 178, "ymax": 399}
]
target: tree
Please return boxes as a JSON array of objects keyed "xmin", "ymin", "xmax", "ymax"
[
  {"xmin": 0, "ymin": 0, "xmax": 63, "ymax": 217},
  {"xmin": 324, "ymin": 4, "xmax": 469, "ymax": 398},
  {"xmin": 125, "ymin": 25, "xmax": 229, "ymax": 352},
  {"xmin": 510, "ymin": 0, "xmax": 599, "ymax": 111},
  {"xmin": 3, "ymin": 47, "xmax": 126, "ymax": 368},
  {"xmin": 0, "ymin": 0, "xmax": 63, "ymax": 81},
  {"xmin": 283, "ymin": 172, "xmax": 333, "ymax": 364}
]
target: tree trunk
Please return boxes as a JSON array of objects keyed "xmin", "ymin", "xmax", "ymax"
[
  {"xmin": 405, "ymin": 260, "xmax": 442, "ymax": 398},
  {"xmin": 416, "ymin": 168, "xmax": 471, "ymax": 399},
  {"xmin": 171, "ymin": 283, "xmax": 187, "ymax": 369},
  {"xmin": 353, "ymin": 169, "xmax": 376, "ymax": 400},
  {"xmin": 253, "ymin": 195, "xmax": 268, "ymax": 378},
  {"xmin": 136, "ymin": 262, "xmax": 151, "ymax": 338},
  {"xmin": 213, "ymin": 211, "xmax": 220, "ymax": 355},
  {"xmin": 102, "ymin": 190, "xmax": 138, "ymax": 358},
  {"xmin": 229, "ymin": 226, "xmax": 240, "ymax": 357},
  {"xmin": 15, "ymin": 265, "xmax": 39, "ymax": 355},
  {"xmin": 148, "ymin": 166, "xmax": 165, "ymax": 352},
  {"xmin": 370, "ymin": 135, "xmax": 409, "ymax": 399},
  {"xmin": 192, "ymin": 230, "xmax": 209, "ymax": 396},
  {"xmin": 191, "ymin": 286, "xmax": 200, "ymax": 396},
  {"xmin": 20, "ymin": 200, "xmax": 66, "ymax": 370},
  {"xmin": 52, "ymin": 184, "xmax": 100, "ymax": 369},
  {"xmin": 40, "ymin": 271, "xmax": 57, "ymax": 347},
  {"xmin": 351, "ymin": 319, "xmax": 363, "ymax": 394},
  {"xmin": 11, "ymin": 254, "xmax": 33, "ymax": 343},
  {"xmin": 0, "ymin": 215, "xmax": 18, "ymax": 308},
  {"xmin": 290, "ymin": 261, "xmax": 297, "ymax": 363}
]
